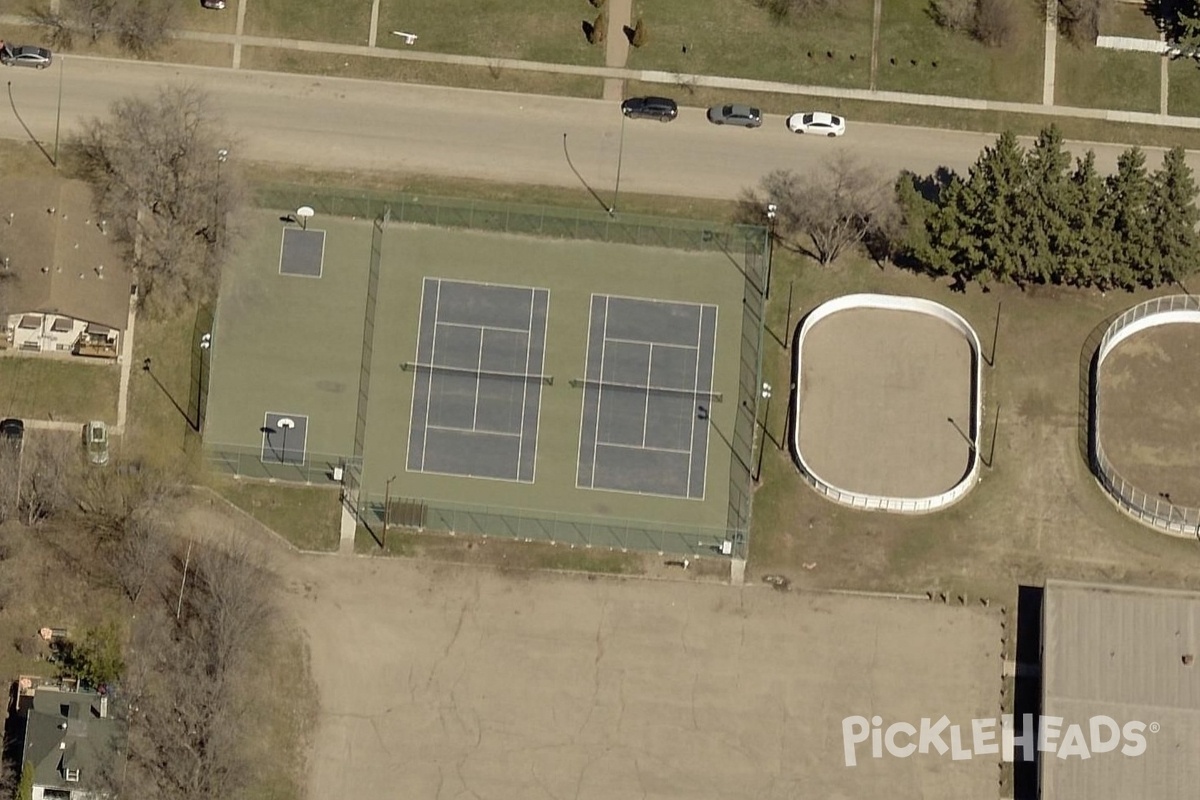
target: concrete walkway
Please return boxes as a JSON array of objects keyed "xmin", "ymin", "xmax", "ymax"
[
  {"xmin": 603, "ymin": 0, "xmax": 634, "ymax": 101},
  {"xmin": 113, "ymin": 291, "xmax": 137, "ymax": 435},
  {"xmin": 1042, "ymin": 0, "xmax": 1057, "ymax": 105},
  {"xmin": 6, "ymin": 14, "xmax": 1200, "ymax": 129}
]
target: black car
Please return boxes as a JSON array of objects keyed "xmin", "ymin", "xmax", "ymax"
[
  {"xmin": 0, "ymin": 418, "xmax": 24, "ymax": 451},
  {"xmin": 621, "ymin": 96, "xmax": 678, "ymax": 122}
]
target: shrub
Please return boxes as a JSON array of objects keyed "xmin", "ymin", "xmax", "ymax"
[
  {"xmin": 1058, "ymin": 0, "xmax": 1108, "ymax": 45},
  {"xmin": 590, "ymin": 13, "xmax": 607, "ymax": 44},
  {"xmin": 929, "ymin": 0, "xmax": 977, "ymax": 32},
  {"xmin": 631, "ymin": 18, "xmax": 648, "ymax": 47},
  {"xmin": 973, "ymin": 0, "xmax": 1017, "ymax": 46}
]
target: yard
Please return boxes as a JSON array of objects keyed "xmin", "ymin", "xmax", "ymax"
[
  {"xmin": 1053, "ymin": 3, "xmax": 1162, "ymax": 111},
  {"xmin": 624, "ymin": 0, "xmax": 874, "ymax": 88},
  {"xmin": 243, "ymin": 0, "xmax": 374, "ymax": 44},
  {"xmin": 1169, "ymin": 59, "xmax": 1200, "ymax": 117},
  {"xmin": 0, "ymin": 357, "xmax": 118, "ymax": 424}
]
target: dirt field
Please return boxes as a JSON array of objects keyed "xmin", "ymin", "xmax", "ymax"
[
  {"xmin": 1098, "ymin": 324, "xmax": 1200, "ymax": 507},
  {"xmin": 797, "ymin": 308, "xmax": 974, "ymax": 497},
  {"xmin": 277, "ymin": 554, "xmax": 1000, "ymax": 800}
]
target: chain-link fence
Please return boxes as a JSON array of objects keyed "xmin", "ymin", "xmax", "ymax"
[
  {"xmin": 205, "ymin": 442, "xmax": 359, "ymax": 486},
  {"xmin": 239, "ymin": 186, "xmax": 767, "ymax": 557},
  {"xmin": 1092, "ymin": 294, "xmax": 1200, "ymax": 538},
  {"xmin": 359, "ymin": 494, "xmax": 734, "ymax": 556}
]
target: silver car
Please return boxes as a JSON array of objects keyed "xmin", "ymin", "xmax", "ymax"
[
  {"xmin": 0, "ymin": 44, "xmax": 52, "ymax": 69},
  {"xmin": 706, "ymin": 104, "xmax": 762, "ymax": 128}
]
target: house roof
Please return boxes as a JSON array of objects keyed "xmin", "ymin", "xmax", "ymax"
[
  {"xmin": 0, "ymin": 178, "xmax": 131, "ymax": 330},
  {"xmin": 22, "ymin": 684, "xmax": 118, "ymax": 792},
  {"xmin": 1040, "ymin": 579, "xmax": 1200, "ymax": 800}
]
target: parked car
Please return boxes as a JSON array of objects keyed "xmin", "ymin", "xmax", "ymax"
[
  {"xmin": 706, "ymin": 104, "xmax": 762, "ymax": 128},
  {"xmin": 0, "ymin": 418, "xmax": 23, "ymax": 452},
  {"xmin": 786, "ymin": 112, "xmax": 846, "ymax": 137},
  {"xmin": 200, "ymin": 0, "xmax": 227, "ymax": 8},
  {"xmin": 84, "ymin": 420, "xmax": 109, "ymax": 466},
  {"xmin": 0, "ymin": 44, "xmax": 52, "ymax": 69},
  {"xmin": 621, "ymin": 96, "xmax": 678, "ymax": 122}
]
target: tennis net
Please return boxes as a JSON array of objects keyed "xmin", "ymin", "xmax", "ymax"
[
  {"xmin": 568, "ymin": 378, "xmax": 722, "ymax": 401},
  {"xmin": 401, "ymin": 361, "xmax": 554, "ymax": 385}
]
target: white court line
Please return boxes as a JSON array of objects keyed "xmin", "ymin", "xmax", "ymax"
[
  {"xmin": 686, "ymin": 307, "xmax": 704, "ymax": 495},
  {"xmin": 575, "ymin": 294, "xmax": 599, "ymax": 490},
  {"xmin": 595, "ymin": 440, "xmax": 691, "ymax": 455},
  {"xmin": 695, "ymin": 304, "xmax": 719, "ymax": 502},
  {"xmin": 604, "ymin": 335, "xmax": 699, "ymax": 350},
  {"xmin": 516, "ymin": 289, "xmax": 535, "ymax": 483},
  {"xmin": 420, "ymin": 279, "xmax": 443, "ymax": 470},
  {"xmin": 404, "ymin": 278, "xmax": 434, "ymax": 473},
  {"xmin": 437, "ymin": 319, "xmax": 531, "ymax": 335},
  {"xmin": 471, "ymin": 326, "xmax": 485, "ymax": 432},
  {"xmin": 261, "ymin": 410, "xmax": 309, "ymax": 466},
  {"xmin": 641, "ymin": 344, "xmax": 654, "ymax": 447},
  {"xmin": 590, "ymin": 296, "xmax": 611, "ymax": 487},
  {"xmin": 528, "ymin": 288, "xmax": 550, "ymax": 485},
  {"xmin": 425, "ymin": 422, "xmax": 522, "ymax": 437}
]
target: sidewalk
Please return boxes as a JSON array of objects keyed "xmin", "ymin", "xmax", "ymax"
[{"xmin": 4, "ymin": 14, "xmax": 1198, "ymax": 131}]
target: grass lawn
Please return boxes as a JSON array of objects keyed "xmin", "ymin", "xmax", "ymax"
[
  {"xmin": 1099, "ymin": 3, "xmax": 1159, "ymax": 37},
  {"xmin": 623, "ymin": 78, "xmax": 1200, "ymax": 149},
  {"xmin": 0, "ymin": 357, "xmax": 118, "ymax": 424},
  {"xmin": 175, "ymin": 2, "xmax": 239, "ymax": 34},
  {"xmin": 216, "ymin": 479, "xmax": 342, "ymax": 552},
  {"xmin": 624, "ymin": 0, "xmax": 874, "ymax": 88},
  {"xmin": 876, "ymin": 0, "xmax": 1044, "ymax": 102},
  {"xmin": 377, "ymin": 0, "xmax": 603, "ymax": 64},
  {"xmin": 749, "ymin": 247, "xmax": 1200, "ymax": 599},
  {"xmin": 244, "ymin": 0, "xmax": 374, "ymax": 45},
  {"xmin": 1054, "ymin": 39, "xmax": 1161, "ymax": 112},
  {"xmin": 1169, "ymin": 59, "xmax": 1200, "ymax": 117},
  {"xmin": 240, "ymin": 48, "xmax": 605, "ymax": 98}
]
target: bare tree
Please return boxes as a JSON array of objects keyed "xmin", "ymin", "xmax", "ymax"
[
  {"xmin": 17, "ymin": 433, "xmax": 78, "ymax": 527},
  {"xmin": 973, "ymin": 0, "xmax": 1018, "ymax": 46},
  {"xmin": 930, "ymin": 0, "xmax": 977, "ymax": 32},
  {"xmin": 753, "ymin": 0, "xmax": 838, "ymax": 22},
  {"xmin": 73, "ymin": 85, "xmax": 243, "ymax": 317},
  {"xmin": 740, "ymin": 157, "xmax": 896, "ymax": 265},
  {"xmin": 27, "ymin": 0, "xmax": 177, "ymax": 53},
  {"xmin": 23, "ymin": 2, "xmax": 75, "ymax": 48},
  {"xmin": 111, "ymin": 0, "xmax": 176, "ymax": 56},
  {"xmin": 1058, "ymin": 0, "xmax": 1110, "ymax": 45},
  {"xmin": 114, "ymin": 507, "xmax": 171, "ymax": 603}
]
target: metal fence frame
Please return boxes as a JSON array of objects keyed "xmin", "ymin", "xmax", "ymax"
[
  {"xmin": 1092, "ymin": 294, "xmax": 1200, "ymax": 538},
  {"xmin": 220, "ymin": 186, "xmax": 768, "ymax": 557}
]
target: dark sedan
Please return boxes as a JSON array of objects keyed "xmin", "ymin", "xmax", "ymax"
[
  {"xmin": 706, "ymin": 104, "xmax": 762, "ymax": 128},
  {"xmin": 621, "ymin": 96, "xmax": 678, "ymax": 122},
  {"xmin": 0, "ymin": 44, "xmax": 52, "ymax": 69}
]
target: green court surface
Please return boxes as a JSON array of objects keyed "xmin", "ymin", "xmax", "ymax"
[{"xmin": 205, "ymin": 199, "xmax": 764, "ymax": 555}]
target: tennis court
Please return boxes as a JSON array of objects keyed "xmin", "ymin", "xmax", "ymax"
[{"xmin": 205, "ymin": 198, "xmax": 764, "ymax": 553}]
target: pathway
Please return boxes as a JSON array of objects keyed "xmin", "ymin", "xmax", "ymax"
[
  {"xmin": 232, "ymin": 0, "xmax": 249, "ymax": 70},
  {"xmin": 1042, "ymin": 0, "xmax": 1057, "ymax": 106},
  {"xmin": 869, "ymin": 0, "xmax": 882, "ymax": 91},
  {"xmin": 603, "ymin": 0, "xmax": 634, "ymax": 101},
  {"xmin": 113, "ymin": 290, "xmax": 137, "ymax": 436}
]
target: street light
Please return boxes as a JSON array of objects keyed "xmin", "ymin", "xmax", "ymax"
[
  {"xmin": 611, "ymin": 112, "xmax": 627, "ymax": 217},
  {"xmin": 53, "ymin": 55, "xmax": 63, "ymax": 168},
  {"xmin": 196, "ymin": 333, "xmax": 211, "ymax": 432},
  {"xmin": 214, "ymin": 148, "xmax": 229, "ymax": 246},
  {"xmin": 277, "ymin": 417, "xmax": 295, "ymax": 465},
  {"xmin": 765, "ymin": 202, "xmax": 778, "ymax": 300},
  {"xmin": 754, "ymin": 382, "xmax": 772, "ymax": 482}
]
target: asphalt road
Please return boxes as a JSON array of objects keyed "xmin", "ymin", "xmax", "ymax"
[{"xmin": 2, "ymin": 57, "xmax": 1196, "ymax": 200}]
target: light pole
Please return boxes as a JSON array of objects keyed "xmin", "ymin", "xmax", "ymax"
[
  {"xmin": 215, "ymin": 148, "xmax": 228, "ymax": 246},
  {"xmin": 53, "ymin": 55, "xmax": 63, "ymax": 168},
  {"xmin": 611, "ymin": 112, "xmax": 627, "ymax": 217},
  {"xmin": 754, "ymin": 382, "xmax": 772, "ymax": 482},
  {"xmin": 562, "ymin": 132, "xmax": 612, "ymax": 215},
  {"xmin": 765, "ymin": 203, "xmax": 777, "ymax": 300},
  {"xmin": 196, "ymin": 333, "xmax": 211, "ymax": 432},
  {"xmin": 277, "ymin": 417, "xmax": 295, "ymax": 465},
  {"xmin": 947, "ymin": 416, "xmax": 990, "ymax": 469},
  {"xmin": 383, "ymin": 474, "xmax": 397, "ymax": 548}
]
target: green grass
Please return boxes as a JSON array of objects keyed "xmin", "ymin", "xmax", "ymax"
[
  {"xmin": 240, "ymin": 48, "xmax": 605, "ymax": 98},
  {"xmin": 625, "ymin": 0, "xmax": 874, "ymax": 87},
  {"xmin": 0, "ymin": 358, "xmax": 118, "ymax": 424},
  {"xmin": 174, "ymin": 2, "xmax": 239, "ymax": 34},
  {"xmin": 1054, "ymin": 38, "xmax": 1161, "ymax": 112},
  {"xmin": 216, "ymin": 479, "xmax": 342, "ymax": 552},
  {"xmin": 1099, "ymin": 3, "xmax": 1159, "ymax": 38},
  {"xmin": 244, "ymin": 0, "xmax": 374, "ymax": 44},
  {"xmin": 624, "ymin": 78, "xmax": 1200, "ymax": 148},
  {"xmin": 377, "ymin": 0, "xmax": 603, "ymax": 64},
  {"xmin": 1169, "ymin": 59, "xmax": 1200, "ymax": 117},
  {"xmin": 876, "ymin": 0, "xmax": 1044, "ymax": 102}
]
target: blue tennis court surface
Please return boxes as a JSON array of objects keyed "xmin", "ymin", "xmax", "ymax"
[
  {"xmin": 576, "ymin": 295, "xmax": 718, "ymax": 499},
  {"xmin": 406, "ymin": 278, "xmax": 550, "ymax": 482}
]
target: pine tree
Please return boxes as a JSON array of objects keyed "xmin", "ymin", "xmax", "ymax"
[
  {"xmin": 961, "ymin": 130, "xmax": 1028, "ymax": 285},
  {"xmin": 1023, "ymin": 125, "xmax": 1074, "ymax": 284},
  {"xmin": 922, "ymin": 175, "xmax": 984, "ymax": 288},
  {"xmin": 1147, "ymin": 146, "xmax": 1200, "ymax": 286},
  {"xmin": 1060, "ymin": 151, "xmax": 1111, "ymax": 287},
  {"xmin": 1100, "ymin": 148, "xmax": 1153, "ymax": 289}
]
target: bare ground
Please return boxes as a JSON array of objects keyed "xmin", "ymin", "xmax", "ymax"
[{"xmin": 797, "ymin": 307, "xmax": 973, "ymax": 497}]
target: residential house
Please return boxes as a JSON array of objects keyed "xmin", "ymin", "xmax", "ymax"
[
  {"xmin": 17, "ymin": 677, "xmax": 120, "ymax": 800},
  {"xmin": 0, "ymin": 179, "xmax": 132, "ymax": 359}
]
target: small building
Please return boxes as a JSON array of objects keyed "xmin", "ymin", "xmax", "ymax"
[
  {"xmin": 0, "ymin": 179, "xmax": 131, "ymax": 359},
  {"xmin": 1040, "ymin": 579, "xmax": 1200, "ymax": 800},
  {"xmin": 17, "ymin": 676, "xmax": 120, "ymax": 800}
]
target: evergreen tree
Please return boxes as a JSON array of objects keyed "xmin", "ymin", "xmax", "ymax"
[
  {"xmin": 1023, "ymin": 125, "xmax": 1074, "ymax": 284},
  {"xmin": 1060, "ymin": 151, "xmax": 1112, "ymax": 287},
  {"xmin": 1100, "ymin": 148, "xmax": 1153, "ymax": 289},
  {"xmin": 1147, "ymin": 147, "xmax": 1200, "ymax": 286},
  {"xmin": 961, "ymin": 130, "xmax": 1029, "ymax": 285},
  {"xmin": 923, "ymin": 175, "xmax": 984, "ymax": 288}
]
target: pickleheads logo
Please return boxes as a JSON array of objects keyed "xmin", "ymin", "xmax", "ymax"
[{"xmin": 841, "ymin": 714, "xmax": 1156, "ymax": 767}]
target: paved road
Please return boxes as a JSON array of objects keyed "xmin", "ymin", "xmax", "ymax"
[{"xmin": 1, "ymin": 57, "xmax": 1195, "ymax": 201}]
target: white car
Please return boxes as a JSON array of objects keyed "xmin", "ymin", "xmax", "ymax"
[{"xmin": 786, "ymin": 112, "xmax": 846, "ymax": 137}]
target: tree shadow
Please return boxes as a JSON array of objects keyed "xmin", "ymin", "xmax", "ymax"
[
  {"xmin": 1143, "ymin": 0, "xmax": 1189, "ymax": 41},
  {"xmin": 144, "ymin": 366, "xmax": 193, "ymax": 431},
  {"xmin": 623, "ymin": 24, "xmax": 636, "ymax": 43},
  {"xmin": 581, "ymin": 20, "xmax": 595, "ymax": 42}
]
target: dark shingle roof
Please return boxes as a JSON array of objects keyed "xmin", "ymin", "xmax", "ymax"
[{"xmin": 21, "ymin": 685, "xmax": 118, "ymax": 793}]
